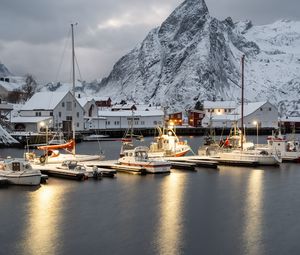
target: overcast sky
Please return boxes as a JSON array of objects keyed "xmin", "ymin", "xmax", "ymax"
[{"xmin": 0, "ymin": 0, "xmax": 299, "ymax": 84}]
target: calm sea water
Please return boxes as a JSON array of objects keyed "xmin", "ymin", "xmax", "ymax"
[{"xmin": 1, "ymin": 135, "xmax": 300, "ymax": 255}]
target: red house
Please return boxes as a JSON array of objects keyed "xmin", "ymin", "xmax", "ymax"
[
  {"xmin": 168, "ymin": 112, "xmax": 183, "ymax": 126},
  {"xmin": 188, "ymin": 110, "xmax": 205, "ymax": 127}
]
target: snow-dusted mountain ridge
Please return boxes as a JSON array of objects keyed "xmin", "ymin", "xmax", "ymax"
[{"xmin": 56, "ymin": 0, "xmax": 300, "ymax": 116}]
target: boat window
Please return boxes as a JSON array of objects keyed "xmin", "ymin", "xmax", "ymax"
[
  {"xmin": 129, "ymin": 153, "xmax": 133, "ymax": 157},
  {"xmin": 260, "ymin": 150, "xmax": 269, "ymax": 155}
]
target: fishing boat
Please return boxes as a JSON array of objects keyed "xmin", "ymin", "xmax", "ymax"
[
  {"xmin": 148, "ymin": 125, "xmax": 190, "ymax": 157},
  {"xmin": 118, "ymin": 146, "xmax": 171, "ymax": 174},
  {"xmin": 263, "ymin": 130, "xmax": 300, "ymax": 162},
  {"xmin": 0, "ymin": 158, "xmax": 42, "ymax": 185}
]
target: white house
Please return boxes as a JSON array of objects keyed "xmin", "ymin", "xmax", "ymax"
[
  {"xmin": 203, "ymin": 100, "xmax": 237, "ymax": 116},
  {"xmin": 85, "ymin": 109, "xmax": 164, "ymax": 130},
  {"xmin": 11, "ymin": 116, "xmax": 52, "ymax": 132},
  {"xmin": 77, "ymin": 96, "xmax": 98, "ymax": 117},
  {"xmin": 202, "ymin": 101, "xmax": 278, "ymax": 128},
  {"xmin": 16, "ymin": 91, "xmax": 85, "ymax": 131}
]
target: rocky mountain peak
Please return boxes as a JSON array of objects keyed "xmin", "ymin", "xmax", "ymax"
[{"xmin": 158, "ymin": 0, "xmax": 209, "ymax": 45}]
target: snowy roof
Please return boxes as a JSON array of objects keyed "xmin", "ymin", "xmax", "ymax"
[
  {"xmin": 203, "ymin": 100, "xmax": 236, "ymax": 109},
  {"xmin": 98, "ymin": 110, "xmax": 164, "ymax": 117},
  {"xmin": 93, "ymin": 96, "xmax": 111, "ymax": 102},
  {"xmin": 280, "ymin": 117, "xmax": 300, "ymax": 122},
  {"xmin": 11, "ymin": 116, "xmax": 52, "ymax": 123},
  {"xmin": 0, "ymin": 80, "xmax": 23, "ymax": 92},
  {"xmin": 232, "ymin": 102, "xmax": 269, "ymax": 116},
  {"xmin": 77, "ymin": 97, "xmax": 95, "ymax": 107},
  {"xmin": 112, "ymin": 104, "xmax": 135, "ymax": 110},
  {"xmin": 22, "ymin": 91, "xmax": 70, "ymax": 110}
]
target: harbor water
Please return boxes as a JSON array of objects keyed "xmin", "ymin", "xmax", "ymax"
[{"xmin": 1, "ymin": 135, "xmax": 300, "ymax": 255}]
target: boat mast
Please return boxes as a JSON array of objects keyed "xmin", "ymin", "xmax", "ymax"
[
  {"xmin": 241, "ymin": 54, "xmax": 245, "ymax": 151},
  {"xmin": 71, "ymin": 23, "xmax": 77, "ymax": 156}
]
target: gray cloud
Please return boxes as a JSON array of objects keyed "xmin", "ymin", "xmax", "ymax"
[{"xmin": 0, "ymin": 0, "xmax": 299, "ymax": 83}]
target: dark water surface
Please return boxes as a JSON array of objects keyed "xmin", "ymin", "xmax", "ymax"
[{"xmin": 1, "ymin": 136, "xmax": 300, "ymax": 255}]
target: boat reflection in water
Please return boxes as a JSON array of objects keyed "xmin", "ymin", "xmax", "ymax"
[
  {"xmin": 155, "ymin": 172, "xmax": 187, "ymax": 254},
  {"xmin": 242, "ymin": 170, "xmax": 264, "ymax": 254},
  {"xmin": 21, "ymin": 184, "xmax": 65, "ymax": 255}
]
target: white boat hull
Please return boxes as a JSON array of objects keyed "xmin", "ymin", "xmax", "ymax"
[
  {"xmin": 35, "ymin": 154, "xmax": 104, "ymax": 164},
  {"xmin": 219, "ymin": 150, "xmax": 281, "ymax": 166},
  {"xmin": 0, "ymin": 172, "xmax": 41, "ymax": 185},
  {"xmin": 119, "ymin": 162, "xmax": 171, "ymax": 173}
]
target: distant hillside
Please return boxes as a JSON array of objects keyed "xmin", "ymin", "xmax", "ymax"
[{"xmin": 0, "ymin": 63, "xmax": 12, "ymax": 77}]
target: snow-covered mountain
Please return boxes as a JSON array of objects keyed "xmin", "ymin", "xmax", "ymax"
[
  {"xmin": 0, "ymin": 63, "xmax": 12, "ymax": 77},
  {"xmin": 50, "ymin": 0, "xmax": 300, "ymax": 115}
]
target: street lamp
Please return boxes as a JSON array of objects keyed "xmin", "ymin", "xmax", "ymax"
[{"xmin": 253, "ymin": 121, "xmax": 258, "ymax": 147}]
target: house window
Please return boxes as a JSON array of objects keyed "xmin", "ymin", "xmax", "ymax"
[
  {"xmin": 141, "ymin": 121, "xmax": 145, "ymax": 125},
  {"xmin": 77, "ymin": 112, "xmax": 79, "ymax": 118},
  {"xmin": 114, "ymin": 121, "xmax": 120, "ymax": 125},
  {"xmin": 269, "ymin": 107, "xmax": 272, "ymax": 111},
  {"xmin": 59, "ymin": 112, "xmax": 61, "ymax": 118},
  {"xmin": 177, "ymin": 114, "xmax": 181, "ymax": 118},
  {"xmin": 135, "ymin": 121, "xmax": 139, "ymax": 125},
  {"xmin": 154, "ymin": 121, "xmax": 157, "ymax": 125},
  {"xmin": 106, "ymin": 121, "xmax": 110, "ymax": 125},
  {"xmin": 225, "ymin": 109, "xmax": 227, "ymax": 113},
  {"xmin": 50, "ymin": 112, "xmax": 53, "ymax": 116},
  {"xmin": 260, "ymin": 108, "xmax": 263, "ymax": 111},
  {"xmin": 62, "ymin": 102, "xmax": 65, "ymax": 107},
  {"xmin": 76, "ymin": 123, "xmax": 79, "ymax": 127},
  {"xmin": 212, "ymin": 109, "xmax": 214, "ymax": 112},
  {"xmin": 35, "ymin": 112, "xmax": 38, "ymax": 116},
  {"xmin": 66, "ymin": 116, "xmax": 72, "ymax": 121},
  {"xmin": 208, "ymin": 109, "xmax": 210, "ymax": 112},
  {"xmin": 66, "ymin": 101, "xmax": 72, "ymax": 111},
  {"xmin": 218, "ymin": 109, "xmax": 221, "ymax": 112},
  {"xmin": 228, "ymin": 109, "xmax": 231, "ymax": 112}
]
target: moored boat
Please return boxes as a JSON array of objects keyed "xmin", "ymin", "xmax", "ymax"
[
  {"xmin": 148, "ymin": 125, "xmax": 190, "ymax": 157},
  {"xmin": 0, "ymin": 158, "xmax": 42, "ymax": 185},
  {"xmin": 263, "ymin": 130, "xmax": 300, "ymax": 162},
  {"xmin": 25, "ymin": 139, "xmax": 104, "ymax": 164},
  {"xmin": 118, "ymin": 146, "xmax": 171, "ymax": 174}
]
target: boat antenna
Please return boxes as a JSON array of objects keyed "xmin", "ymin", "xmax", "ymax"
[
  {"xmin": 71, "ymin": 22, "xmax": 78, "ymax": 156},
  {"xmin": 241, "ymin": 54, "xmax": 245, "ymax": 151}
]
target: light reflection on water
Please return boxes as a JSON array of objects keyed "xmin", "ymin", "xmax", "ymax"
[
  {"xmin": 243, "ymin": 170, "xmax": 264, "ymax": 255},
  {"xmin": 21, "ymin": 184, "xmax": 65, "ymax": 255},
  {"xmin": 155, "ymin": 172, "xmax": 187, "ymax": 255}
]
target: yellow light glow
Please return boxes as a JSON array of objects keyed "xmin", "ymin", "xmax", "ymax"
[
  {"xmin": 21, "ymin": 184, "xmax": 65, "ymax": 254},
  {"xmin": 243, "ymin": 170, "xmax": 264, "ymax": 254},
  {"xmin": 253, "ymin": 121, "xmax": 258, "ymax": 125},
  {"xmin": 155, "ymin": 173, "xmax": 187, "ymax": 254}
]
